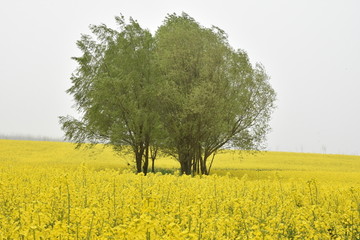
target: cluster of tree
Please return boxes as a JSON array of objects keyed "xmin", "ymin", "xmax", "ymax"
[{"xmin": 59, "ymin": 13, "xmax": 276, "ymax": 175}]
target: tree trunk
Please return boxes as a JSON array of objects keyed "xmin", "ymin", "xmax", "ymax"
[
  {"xmin": 143, "ymin": 144, "xmax": 149, "ymax": 175},
  {"xmin": 206, "ymin": 151, "xmax": 216, "ymax": 175},
  {"xmin": 192, "ymin": 156, "xmax": 197, "ymax": 175},
  {"xmin": 142, "ymin": 135, "xmax": 151, "ymax": 175},
  {"xmin": 180, "ymin": 161, "xmax": 186, "ymax": 175},
  {"xmin": 151, "ymin": 158, "xmax": 155, "ymax": 173},
  {"xmin": 179, "ymin": 154, "xmax": 191, "ymax": 175},
  {"xmin": 200, "ymin": 155, "xmax": 208, "ymax": 175},
  {"xmin": 135, "ymin": 150, "xmax": 143, "ymax": 173},
  {"xmin": 150, "ymin": 146, "xmax": 158, "ymax": 173},
  {"xmin": 180, "ymin": 161, "xmax": 191, "ymax": 175}
]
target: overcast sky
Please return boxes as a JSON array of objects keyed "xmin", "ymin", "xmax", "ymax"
[{"xmin": 0, "ymin": 0, "xmax": 359, "ymax": 154}]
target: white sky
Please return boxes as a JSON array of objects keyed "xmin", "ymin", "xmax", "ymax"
[{"xmin": 0, "ymin": 0, "xmax": 359, "ymax": 154}]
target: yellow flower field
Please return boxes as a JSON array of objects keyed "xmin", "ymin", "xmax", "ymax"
[{"xmin": 0, "ymin": 139, "xmax": 359, "ymax": 239}]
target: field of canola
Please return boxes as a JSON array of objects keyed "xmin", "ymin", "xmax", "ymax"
[{"xmin": 0, "ymin": 139, "xmax": 359, "ymax": 239}]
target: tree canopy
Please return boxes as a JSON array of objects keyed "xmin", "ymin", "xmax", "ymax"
[{"xmin": 60, "ymin": 13, "xmax": 276, "ymax": 175}]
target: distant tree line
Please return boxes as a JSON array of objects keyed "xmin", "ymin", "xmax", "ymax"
[
  {"xmin": 0, "ymin": 134, "xmax": 63, "ymax": 142},
  {"xmin": 59, "ymin": 13, "xmax": 276, "ymax": 175}
]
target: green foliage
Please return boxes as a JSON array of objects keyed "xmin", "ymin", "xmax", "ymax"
[
  {"xmin": 60, "ymin": 15, "xmax": 161, "ymax": 174},
  {"xmin": 154, "ymin": 13, "xmax": 276, "ymax": 174},
  {"xmin": 60, "ymin": 13, "xmax": 276, "ymax": 175}
]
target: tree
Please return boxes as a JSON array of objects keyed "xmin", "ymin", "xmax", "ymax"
[
  {"xmin": 59, "ymin": 16, "xmax": 162, "ymax": 174},
  {"xmin": 154, "ymin": 13, "xmax": 276, "ymax": 175},
  {"xmin": 60, "ymin": 13, "xmax": 276, "ymax": 175}
]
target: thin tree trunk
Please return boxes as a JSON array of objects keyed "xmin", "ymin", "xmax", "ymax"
[
  {"xmin": 192, "ymin": 156, "xmax": 199, "ymax": 175},
  {"xmin": 151, "ymin": 158, "xmax": 155, "ymax": 173},
  {"xmin": 143, "ymin": 137, "xmax": 150, "ymax": 175},
  {"xmin": 150, "ymin": 146, "xmax": 157, "ymax": 173},
  {"xmin": 143, "ymin": 146, "xmax": 149, "ymax": 175},
  {"xmin": 197, "ymin": 144, "xmax": 202, "ymax": 175},
  {"xmin": 135, "ymin": 150, "xmax": 143, "ymax": 173},
  {"xmin": 196, "ymin": 156, "xmax": 200, "ymax": 175},
  {"xmin": 207, "ymin": 152, "xmax": 217, "ymax": 175},
  {"xmin": 185, "ymin": 160, "xmax": 191, "ymax": 175},
  {"xmin": 199, "ymin": 153, "xmax": 207, "ymax": 175}
]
